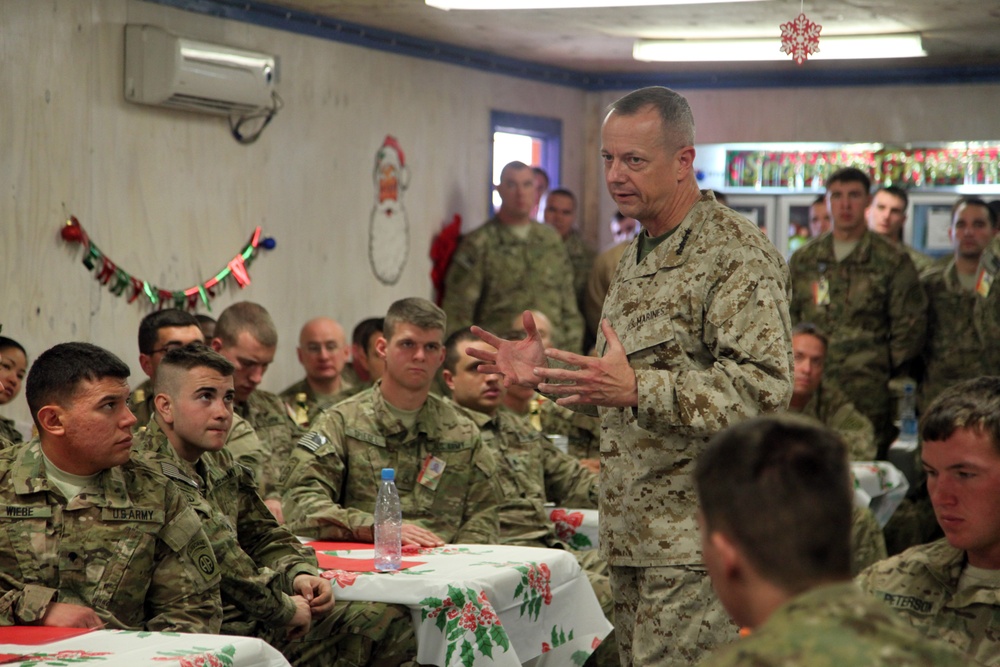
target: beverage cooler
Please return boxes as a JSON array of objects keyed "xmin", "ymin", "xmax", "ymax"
[{"xmin": 695, "ymin": 142, "xmax": 1000, "ymax": 259}]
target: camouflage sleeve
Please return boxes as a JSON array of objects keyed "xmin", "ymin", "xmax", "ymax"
[
  {"xmin": 182, "ymin": 479, "xmax": 299, "ymax": 629},
  {"xmin": 553, "ymin": 245, "xmax": 586, "ymax": 353},
  {"xmin": 281, "ymin": 413, "xmax": 370, "ymax": 540},
  {"xmin": 232, "ymin": 464, "xmax": 319, "ymax": 591},
  {"xmin": 829, "ymin": 402, "xmax": 877, "ymax": 461},
  {"xmin": 541, "ymin": 439, "xmax": 598, "ymax": 509},
  {"xmin": 787, "ymin": 251, "xmax": 804, "ymax": 324},
  {"xmin": 850, "ymin": 507, "xmax": 888, "ymax": 576},
  {"xmin": 636, "ymin": 248, "xmax": 793, "ymax": 435},
  {"xmin": 974, "ymin": 236, "xmax": 1000, "ymax": 374},
  {"xmin": 453, "ymin": 435, "xmax": 502, "ymax": 544},
  {"xmin": 441, "ymin": 234, "xmax": 483, "ymax": 337},
  {"xmin": 226, "ymin": 416, "xmax": 280, "ymax": 499},
  {"xmin": 147, "ymin": 487, "xmax": 223, "ymax": 633},
  {"xmin": 0, "ymin": 583, "xmax": 57, "ymax": 625},
  {"xmin": 887, "ymin": 253, "xmax": 929, "ymax": 371}
]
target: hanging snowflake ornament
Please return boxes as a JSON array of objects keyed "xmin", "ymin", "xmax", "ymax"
[{"xmin": 780, "ymin": 12, "xmax": 822, "ymax": 65}]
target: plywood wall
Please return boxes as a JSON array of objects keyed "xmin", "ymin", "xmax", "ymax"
[{"xmin": 0, "ymin": 0, "xmax": 588, "ymax": 426}]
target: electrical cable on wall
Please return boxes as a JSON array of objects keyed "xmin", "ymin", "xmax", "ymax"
[{"xmin": 230, "ymin": 92, "xmax": 284, "ymax": 145}]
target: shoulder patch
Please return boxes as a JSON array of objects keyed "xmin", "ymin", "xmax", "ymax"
[
  {"xmin": 159, "ymin": 461, "xmax": 199, "ymax": 489},
  {"xmin": 297, "ymin": 432, "xmax": 329, "ymax": 452}
]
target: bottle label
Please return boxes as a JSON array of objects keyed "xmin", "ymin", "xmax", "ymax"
[{"xmin": 417, "ymin": 455, "xmax": 446, "ymax": 491}]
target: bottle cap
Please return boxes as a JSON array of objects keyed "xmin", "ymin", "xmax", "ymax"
[{"xmin": 381, "ymin": 468, "xmax": 395, "ymax": 481}]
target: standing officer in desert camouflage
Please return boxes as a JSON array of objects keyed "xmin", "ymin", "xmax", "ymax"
[
  {"xmin": 442, "ymin": 160, "xmax": 584, "ymax": 352},
  {"xmin": 920, "ymin": 196, "xmax": 997, "ymax": 409},
  {"xmin": 0, "ymin": 342, "xmax": 221, "ymax": 631},
  {"xmin": 788, "ymin": 167, "xmax": 927, "ymax": 456},
  {"xmin": 135, "ymin": 343, "xmax": 418, "ymax": 667},
  {"xmin": 282, "ymin": 298, "xmax": 501, "ymax": 545},
  {"xmin": 696, "ymin": 416, "xmax": 966, "ymax": 667},
  {"xmin": 472, "ymin": 86, "xmax": 793, "ymax": 666}
]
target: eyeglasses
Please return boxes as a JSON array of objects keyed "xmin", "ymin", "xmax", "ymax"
[{"xmin": 149, "ymin": 342, "xmax": 187, "ymax": 355}]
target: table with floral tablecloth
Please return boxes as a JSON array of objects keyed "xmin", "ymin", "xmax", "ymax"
[
  {"xmin": 312, "ymin": 543, "xmax": 612, "ymax": 667},
  {"xmin": 0, "ymin": 628, "xmax": 290, "ymax": 667},
  {"xmin": 851, "ymin": 460, "xmax": 909, "ymax": 527},
  {"xmin": 547, "ymin": 508, "xmax": 599, "ymax": 552}
]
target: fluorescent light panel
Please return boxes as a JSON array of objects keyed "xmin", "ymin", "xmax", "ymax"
[
  {"xmin": 427, "ymin": 0, "xmax": 765, "ymax": 9},
  {"xmin": 634, "ymin": 34, "xmax": 926, "ymax": 62}
]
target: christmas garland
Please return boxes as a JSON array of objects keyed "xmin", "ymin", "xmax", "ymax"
[{"xmin": 60, "ymin": 216, "xmax": 275, "ymax": 312}]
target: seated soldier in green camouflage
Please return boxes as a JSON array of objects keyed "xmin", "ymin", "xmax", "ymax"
[
  {"xmin": 443, "ymin": 328, "xmax": 618, "ymax": 666},
  {"xmin": 787, "ymin": 322, "xmax": 876, "ymax": 460},
  {"xmin": 211, "ymin": 301, "xmax": 306, "ymax": 522},
  {"xmin": 130, "ymin": 308, "xmax": 270, "ymax": 508},
  {"xmin": 134, "ymin": 343, "xmax": 416, "ymax": 667},
  {"xmin": 858, "ymin": 376, "xmax": 1000, "ymax": 665},
  {"xmin": 0, "ymin": 334, "xmax": 27, "ymax": 447},
  {"xmin": 280, "ymin": 317, "xmax": 355, "ymax": 429},
  {"xmin": 696, "ymin": 415, "xmax": 967, "ymax": 667},
  {"xmin": 0, "ymin": 342, "xmax": 221, "ymax": 631},
  {"xmin": 282, "ymin": 298, "xmax": 501, "ymax": 546}
]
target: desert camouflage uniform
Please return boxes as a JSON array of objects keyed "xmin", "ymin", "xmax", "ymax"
[
  {"xmin": 0, "ymin": 416, "xmax": 22, "ymax": 447},
  {"xmin": 236, "ymin": 389, "xmax": 305, "ymax": 499},
  {"xmin": 851, "ymin": 506, "xmax": 887, "ymax": 576},
  {"xmin": 0, "ymin": 439, "xmax": 221, "ymax": 631},
  {"xmin": 442, "ymin": 217, "xmax": 584, "ymax": 352},
  {"xmin": 462, "ymin": 405, "xmax": 617, "ymax": 665},
  {"xmin": 585, "ymin": 241, "xmax": 630, "ymax": 345},
  {"xmin": 920, "ymin": 260, "xmax": 989, "ymax": 410},
  {"xmin": 788, "ymin": 230, "xmax": 928, "ymax": 454},
  {"xmin": 134, "ymin": 422, "xmax": 417, "ymax": 667},
  {"xmin": 974, "ymin": 236, "xmax": 1000, "ymax": 375},
  {"xmin": 279, "ymin": 377, "xmax": 356, "ymax": 429},
  {"xmin": 535, "ymin": 396, "xmax": 601, "ymax": 460},
  {"xmin": 281, "ymin": 383, "xmax": 501, "ymax": 543},
  {"xmin": 699, "ymin": 582, "xmax": 969, "ymax": 666},
  {"xmin": 593, "ymin": 193, "xmax": 792, "ymax": 665},
  {"xmin": 857, "ymin": 538, "xmax": 1000, "ymax": 665},
  {"xmin": 795, "ymin": 380, "xmax": 877, "ymax": 460},
  {"xmin": 563, "ymin": 229, "xmax": 596, "ymax": 314}
]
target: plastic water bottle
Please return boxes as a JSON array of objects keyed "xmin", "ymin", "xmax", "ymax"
[
  {"xmin": 374, "ymin": 468, "xmax": 402, "ymax": 571},
  {"xmin": 888, "ymin": 381, "xmax": 920, "ymax": 489}
]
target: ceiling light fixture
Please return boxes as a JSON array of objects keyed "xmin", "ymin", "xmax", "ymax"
[
  {"xmin": 427, "ymin": 0, "xmax": 766, "ymax": 9},
  {"xmin": 633, "ymin": 33, "xmax": 926, "ymax": 62}
]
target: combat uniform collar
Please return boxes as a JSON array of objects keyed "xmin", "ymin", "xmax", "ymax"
[
  {"xmin": 138, "ymin": 420, "xmax": 231, "ymax": 492},
  {"xmin": 620, "ymin": 193, "xmax": 714, "ymax": 276},
  {"xmin": 938, "ymin": 259, "xmax": 965, "ymax": 293},
  {"xmin": 910, "ymin": 538, "xmax": 1000, "ymax": 608},
  {"xmin": 811, "ymin": 229, "xmax": 884, "ymax": 264},
  {"xmin": 486, "ymin": 217, "xmax": 545, "ymax": 245},
  {"xmin": 12, "ymin": 438, "xmax": 132, "ymax": 508},
  {"xmin": 369, "ymin": 381, "xmax": 446, "ymax": 441}
]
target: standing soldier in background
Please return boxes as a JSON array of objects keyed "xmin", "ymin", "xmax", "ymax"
[
  {"xmin": 789, "ymin": 168, "xmax": 927, "ymax": 456},
  {"xmin": 442, "ymin": 160, "xmax": 584, "ymax": 352},
  {"xmin": 472, "ymin": 86, "xmax": 793, "ymax": 666},
  {"xmin": 543, "ymin": 187, "xmax": 595, "ymax": 319},
  {"xmin": 867, "ymin": 185, "xmax": 936, "ymax": 274},
  {"xmin": 920, "ymin": 196, "xmax": 997, "ymax": 410}
]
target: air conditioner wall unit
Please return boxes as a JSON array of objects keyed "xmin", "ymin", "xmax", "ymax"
[{"xmin": 124, "ymin": 24, "xmax": 276, "ymax": 116}]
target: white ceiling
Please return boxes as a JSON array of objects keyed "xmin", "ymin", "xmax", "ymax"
[{"xmin": 263, "ymin": 0, "xmax": 1000, "ymax": 78}]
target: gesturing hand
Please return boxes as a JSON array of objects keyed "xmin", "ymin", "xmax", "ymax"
[
  {"xmin": 536, "ymin": 319, "xmax": 638, "ymax": 408},
  {"xmin": 469, "ymin": 311, "xmax": 548, "ymax": 388}
]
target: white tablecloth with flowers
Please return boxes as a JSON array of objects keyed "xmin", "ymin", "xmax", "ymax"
[
  {"xmin": 314, "ymin": 543, "xmax": 612, "ymax": 667},
  {"xmin": 0, "ymin": 629, "xmax": 290, "ymax": 667}
]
